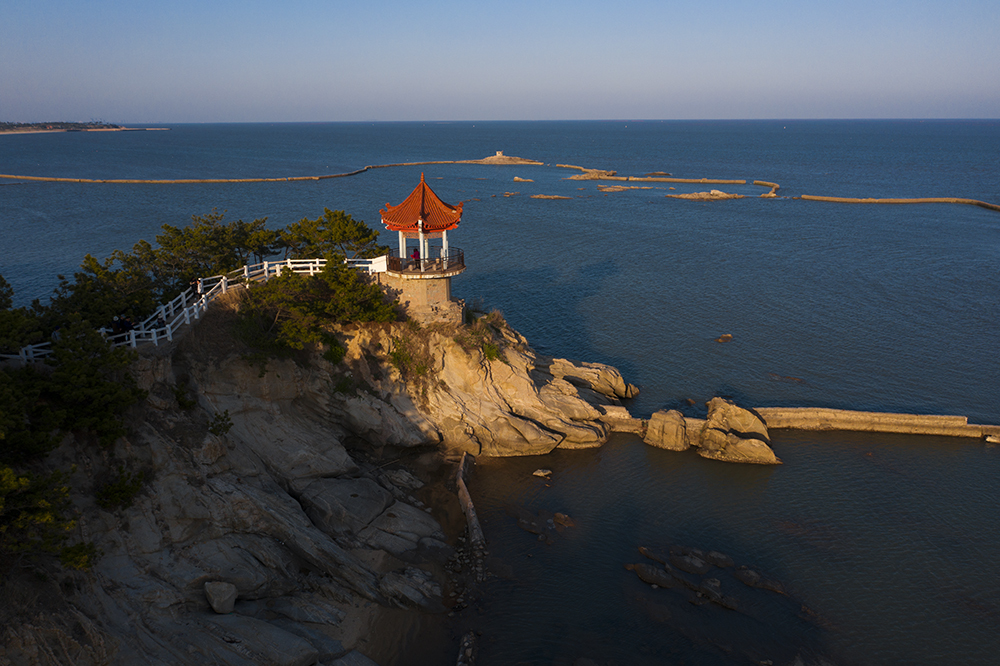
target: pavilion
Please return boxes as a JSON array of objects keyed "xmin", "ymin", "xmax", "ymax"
[{"xmin": 379, "ymin": 175, "xmax": 467, "ymax": 323}]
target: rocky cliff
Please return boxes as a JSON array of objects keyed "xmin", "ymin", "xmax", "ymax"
[{"xmin": 1, "ymin": 306, "xmax": 638, "ymax": 666}]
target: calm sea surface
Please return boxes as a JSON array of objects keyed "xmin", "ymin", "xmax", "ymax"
[{"xmin": 2, "ymin": 121, "xmax": 999, "ymax": 664}]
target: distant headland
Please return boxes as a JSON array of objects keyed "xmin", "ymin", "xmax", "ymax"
[{"xmin": 0, "ymin": 121, "xmax": 168, "ymax": 135}]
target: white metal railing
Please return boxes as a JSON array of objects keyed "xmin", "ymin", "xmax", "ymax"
[{"xmin": 0, "ymin": 256, "xmax": 387, "ymax": 365}]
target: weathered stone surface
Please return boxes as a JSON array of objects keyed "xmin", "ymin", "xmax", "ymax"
[
  {"xmin": 542, "ymin": 357, "xmax": 639, "ymax": 400},
  {"xmin": 337, "ymin": 320, "xmax": 637, "ymax": 457},
  {"xmin": 204, "ymin": 581, "xmax": 238, "ymax": 614},
  {"xmin": 234, "ymin": 593, "xmax": 345, "ymax": 625},
  {"xmin": 357, "ymin": 502, "xmax": 446, "ymax": 558},
  {"xmin": 643, "ymin": 410, "xmax": 689, "ymax": 451},
  {"xmin": 299, "ymin": 477, "xmax": 394, "ymax": 536},
  {"xmin": 202, "ymin": 614, "xmax": 320, "ymax": 666},
  {"xmin": 705, "ymin": 397, "xmax": 770, "ymax": 440},
  {"xmin": 379, "ymin": 566, "xmax": 444, "ymax": 610},
  {"xmin": 268, "ymin": 618, "xmax": 347, "ymax": 662},
  {"xmin": 183, "ymin": 535, "xmax": 299, "ymax": 599}
]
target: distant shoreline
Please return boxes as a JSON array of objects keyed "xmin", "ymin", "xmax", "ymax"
[{"xmin": 0, "ymin": 124, "xmax": 169, "ymax": 136}]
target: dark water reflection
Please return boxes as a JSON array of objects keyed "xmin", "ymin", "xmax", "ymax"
[{"xmin": 466, "ymin": 434, "xmax": 1000, "ymax": 665}]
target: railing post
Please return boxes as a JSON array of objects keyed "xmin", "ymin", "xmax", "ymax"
[
  {"xmin": 152, "ymin": 328, "xmax": 158, "ymax": 346},
  {"xmin": 130, "ymin": 329, "xmax": 137, "ymax": 348},
  {"xmin": 184, "ymin": 307, "xmax": 191, "ymax": 325},
  {"xmin": 222, "ymin": 275, "xmax": 228, "ymax": 293},
  {"xmin": 263, "ymin": 261, "xmax": 269, "ymax": 281}
]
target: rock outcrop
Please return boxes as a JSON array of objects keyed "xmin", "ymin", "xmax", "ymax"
[
  {"xmin": 337, "ymin": 315, "xmax": 638, "ymax": 457},
  {"xmin": 695, "ymin": 398, "xmax": 780, "ymax": 465},
  {"xmin": 2, "ymin": 308, "xmax": 644, "ymax": 665},
  {"xmin": 643, "ymin": 399, "xmax": 780, "ymax": 464},
  {"xmin": 643, "ymin": 410, "xmax": 689, "ymax": 451}
]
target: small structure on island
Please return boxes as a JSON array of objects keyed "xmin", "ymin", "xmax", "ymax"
[{"xmin": 380, "ymin": 174, "xmax": 466, "ymax": 323}]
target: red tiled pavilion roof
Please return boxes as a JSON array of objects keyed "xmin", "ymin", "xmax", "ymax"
[{"xmin": 380, "ymin": 173, "xmax": 463, "ymax": 233}]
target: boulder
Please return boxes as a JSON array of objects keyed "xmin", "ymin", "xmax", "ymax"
[
  {"xmin": 204, "ymin": 581, "xmax": 238, "ymax": 614},
  {"xmin": 542, "ymin": 358, "xmax": 639, "ymax": 400},
  {"xmin": 643, "ymin": 410, "xmax": 689, "ymax": 451},
  {"xmin": 695, "ymin": 398, "xmax": 781, "ymax": 465}
]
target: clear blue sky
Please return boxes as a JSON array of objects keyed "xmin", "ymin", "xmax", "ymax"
[{"xmin": 2, "ymin": 0, "xmax": 998, "ymax": 122}]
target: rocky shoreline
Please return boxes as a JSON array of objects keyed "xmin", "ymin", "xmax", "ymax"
[
  {"xmin": 0, "ymin": 300, "xmax": 640, "ymax": 665},
  {"xmin": 4, "ymin": 294, "xmax": 997, "ymax": 665}
]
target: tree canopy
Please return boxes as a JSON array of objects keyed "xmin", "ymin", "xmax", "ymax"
[
  {"xmin": 0, "ymin": 203, "xmax": 398, "ymax": 573},
  {"xmin": 281, "ymin": 208, "xmax": 387, "ymax": 261}
]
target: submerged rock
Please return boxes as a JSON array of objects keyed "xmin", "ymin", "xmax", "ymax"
[
  {"xmin": 670, "ymin": 553, "xmax": 712, "ymax": 576},
  {"xmin": 626, "ymin": 563, "xmax": 683, "ymax": 589},
  {"xmin": 704, "ymin": 550, "xmax": 735, "ymax": 568},
  {"xmin": 734, "ymin": 565, "xmax": 786, "ymax": 594}
]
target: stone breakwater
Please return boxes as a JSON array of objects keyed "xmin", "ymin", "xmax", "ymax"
[
  {"xmin": 754, "ymin": 407, "xmax": 1000, "ymax": 439},
  {"xmin": 799, "ymin": 194, "xmax": 1000, "ymax": 212},
  {"xmin": 639, "ymin": 402, "xmax": 1000, "ymax": 465},
  {"xmin": 3, "ymin": 149, "xmax": 998, "ymax": 213},
  {"xmin": 0, "ymin": 153, "xmax": 542, "ymax": 185}
]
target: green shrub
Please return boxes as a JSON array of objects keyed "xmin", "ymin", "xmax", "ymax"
[
  {"xmin": 389, "ymin": 337, "xmax": 411, "ymax": 371},
  {"xmin": 234, "ymin": 262, "xmax": 397, "ymax": 357},
  {"xmin": 208, "ymin": 410, "xmax": 233, "ymax": 436},
  {"xmin": 59, "ymin": 541, "xmax": 98, "ymax": 570},
  {"xmin": 0, "ymin": 466, "xmax": 77, "ymax": 565},
  {"xmin": 95, "ymin": 466, "xmax": 145, "ymax": 510},
  {"xmin": 322, "ymin": 334, "xmax": 346, "ymax": 364},
  {"xmin": 333, "ymin": 376, "xmax": 355, "ymax": 395},
  {"xmin": 482, "ymin": 341, "xmax": 501, "ymax": 362},
  {"xmin": 173, "ymin": 383, "xmax": 197, "ymax": 410}
]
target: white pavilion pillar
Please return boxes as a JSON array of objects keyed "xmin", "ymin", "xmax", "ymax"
[
  {"xmin": 398, "ymin": 230, "xmax": 405, "ymax": 268},
  {"xmin": 442, "ymin": 229, "xmax": 449, "ymax": 269},
  {"xmin": 418, "ymin": 219, "xmax": 425, "ymax": 272}
]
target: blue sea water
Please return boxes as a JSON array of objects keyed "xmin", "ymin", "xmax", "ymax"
[{"xmin": 2, "ymin": 121, "xmax": 999, "ymax": 664}]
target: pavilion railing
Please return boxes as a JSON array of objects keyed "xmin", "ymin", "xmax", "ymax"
[
  {"xmin": 387, "ymin": 247, "xmax": 464, "ymax": 274},
  {"xmin": 0, "ymin": 255, "xmax": 389, "ymax": 365}
]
